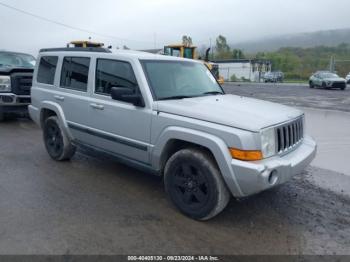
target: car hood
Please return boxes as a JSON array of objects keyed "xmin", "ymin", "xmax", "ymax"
[
  {"xmin": 323, "ymin": 77, "xmax": 346, "ymax": 82},
  {"xmin": 0, "ymin": 66, "xmax": 34, "ymax": 74},
  {"xmin": 156, "ymin": 94, "xmax": 303, "ymax": 132}
]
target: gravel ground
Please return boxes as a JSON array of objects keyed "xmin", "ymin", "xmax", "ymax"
[
  {"xmin": 223, "ymin": 82, "xmax": 350, "ymax": 112},
  {"xmin": 0, "ymin": 119, "xmax": 349, "ymax": 255}
]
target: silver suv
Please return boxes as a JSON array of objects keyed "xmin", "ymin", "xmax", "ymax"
[{"xmin": 29, "ymin": 46, "xmax": 317, "ymax": 220}]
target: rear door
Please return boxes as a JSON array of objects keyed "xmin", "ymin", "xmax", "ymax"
[{"xmin": 56, "ymin": 56, "xmax": 93, "ymax": 143}]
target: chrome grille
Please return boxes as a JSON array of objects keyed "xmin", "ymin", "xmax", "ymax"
[{"xmin": 276, "ymin": 116, "xmax": 304, "ymax": 154}]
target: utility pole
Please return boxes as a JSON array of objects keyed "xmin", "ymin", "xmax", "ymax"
[
  {"xmin": 329, "ymin": 55, "xmax": 335, "ymax": 72},
  {"xmin": 209, "ymin": 38, "xmax": 214, "ymax": 60}
]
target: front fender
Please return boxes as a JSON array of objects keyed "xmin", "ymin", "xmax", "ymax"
[{"xmin": 151, "ymin": 126, "xmax": 244, "ymax": 197}]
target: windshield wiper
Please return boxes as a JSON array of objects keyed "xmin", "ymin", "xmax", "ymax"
[
  {"xmin": 202, "ymin": 91, "xmax": 224, "ymax": 96},
  {"xmin": 158, "ymin": 95, "xmax": 194, "ymax": 101}
]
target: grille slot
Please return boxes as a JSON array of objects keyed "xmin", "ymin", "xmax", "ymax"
[
  {"xmin": 10, "ymin": 73, "xmax": 33, "ymax": 95},
  {"xmin": 276, "ymin": 117, "xmax": 304, "ymax": 154},
  {"xmin": 332, "ymin": 82, "xmax": 346, "ymax": 89}
]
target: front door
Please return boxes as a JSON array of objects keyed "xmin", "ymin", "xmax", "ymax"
[{"xmin": 87, "ymin": 58, "xmax": 152, "ymax": 164}]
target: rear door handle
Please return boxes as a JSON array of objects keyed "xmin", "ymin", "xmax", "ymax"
[
  {"xmin": 90, "ymin": 103, "xmax": 104, "ymax": 110},
  {"xmin": 54, "ymin": 95, "xmax": 65, "ymax": 101}
]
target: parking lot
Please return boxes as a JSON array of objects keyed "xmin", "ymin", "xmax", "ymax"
[
  {"xmin": 224, "ymin": 82, "xmax": 350, "ymax": 175},
  {"xmin": 0, "ymin": 83, "xmax": 350, "ymax": 255}
]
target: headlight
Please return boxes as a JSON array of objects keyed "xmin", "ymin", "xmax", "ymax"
[
  {"xmin": 260, "ymin": 128, "xmax": 276, "ymax": 158},
  {"xmin": 0, "ymin": 76, "xmax": 11, "ymax": 92}
]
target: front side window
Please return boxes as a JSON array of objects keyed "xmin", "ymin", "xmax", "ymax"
[
  {"xmin": 60, "ymin": 57, "xmax": 90, "ymax": 92},
  {"xmin": 141, "ymin": 60, "xmax": 224, "ymax": 100},
  {"xmin": 37, "ymin": 56, "xmax": 58, "ymax": 85},
  {"xmin": 95, "ymin": 59, "xmax": 138, "ymax": 95}
]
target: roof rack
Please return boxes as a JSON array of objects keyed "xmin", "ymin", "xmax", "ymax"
[{"xmin": 39, "ymin": 47, "xmax": 112, "ymax": 53}]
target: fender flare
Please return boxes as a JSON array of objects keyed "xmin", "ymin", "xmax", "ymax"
[
  {"xmin": 151, "ymin": 126, "xmax": 244, "ymax": 197},
  {"xmin": 39, "ymin": 101, "xmax": 73, "ymax": 140}
]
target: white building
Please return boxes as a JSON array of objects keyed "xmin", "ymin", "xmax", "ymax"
[{"xmin": 213, "ymin": 59, "xmax": 272, "ymax": 82}]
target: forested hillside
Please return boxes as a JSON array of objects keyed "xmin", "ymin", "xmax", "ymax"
[{"xmin": 255, "ymin": 43, "xmax": 350, "ymax": 80}]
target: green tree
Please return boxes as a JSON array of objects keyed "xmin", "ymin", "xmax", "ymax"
[
  {"xmin": 182, "ymin": 35, "xmax": 193, "ymax": 46},
  {"xmin": 254, "ymin": 43, "xmax": 350, "ymax": 80},
  {"xmin": 215, "ymin": 35, "xmax": 231, "ymax": 59},
  {"xmin": 216, "ymin": 35, "xmax": 230, "ymax": 52},
  {"xmin": 232, "ymin": 49, "xmax": 245, "ymax": 59}
]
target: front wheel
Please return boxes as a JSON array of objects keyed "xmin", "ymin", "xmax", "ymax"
[
  {"xmin": 43, "ymin": 116, "xmax": 76, "ymax": 161},
  {"xmin": 164, "ymin": 148, "xmax": 230, "ymax": 220},
  {"xmin": 0, "ymin": 108, "xmax": 4, "ymax": 122},
  {"xmin": 309, "ymin": 81, "xmax": 314, "ymax": 88}
]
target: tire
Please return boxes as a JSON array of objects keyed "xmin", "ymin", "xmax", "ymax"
[
  {"xmin": 164, "ymin": 148, "xmax": 230, "ymax": 220},
  {"xmin": 309, "ymin": 81, "xmax": 314, "ymax": 88},
  {"xmin": 0, "ymin": 108, "xmax": 4, "ymax": 122},
  {"xmin": 43, "ymin": 116, "xmax": 76, "ymax": 161}
]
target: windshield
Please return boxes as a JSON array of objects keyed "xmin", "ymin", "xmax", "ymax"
[
  {"xmin": 320, "ymin": 73, "xmax": 339, "ymax": 78},
  {"xmin": 0, "ymin": 52, "xmax": 36, "ymax": 68},
  {"xmin": 141, "ymin": 60, "xmax": 224, "ymax": 100}
]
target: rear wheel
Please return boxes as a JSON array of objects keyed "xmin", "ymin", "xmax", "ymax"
[
  {"xmin": 43, "ymin": 116, "xmax": 76, "ymax": 161},
  {"xmin": 309, "ymin": 81, "xmax": 314, "ymax": 88},
  {"xmin": 164, "ymin": 148, "xmax": 230, "ymax": 220}
]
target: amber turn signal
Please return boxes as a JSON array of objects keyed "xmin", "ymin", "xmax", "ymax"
[{"xmin": 229, "ymin": 148, "xmax": 263, "ymax": 161}]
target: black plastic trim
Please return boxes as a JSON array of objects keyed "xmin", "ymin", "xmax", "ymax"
[
  {"xmin": 67, "ymin": 122, "xmax": 148, "ymax": 151},
  {"xmin": 40, "ymin": 47, "xmax": 112, "ymax": 53}
]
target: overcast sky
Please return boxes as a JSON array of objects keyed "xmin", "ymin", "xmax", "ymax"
[{"xmin": 1, "ymin": 0, "xmax": 350, "ymax": 55}]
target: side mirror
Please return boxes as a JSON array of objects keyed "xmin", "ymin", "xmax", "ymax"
[{"xmin": 110, "ymin": 87, "xmax": 145, "ymax": 107}]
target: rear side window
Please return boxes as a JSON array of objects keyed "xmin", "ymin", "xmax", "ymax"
[
  {"xmin": 37, "ymin": 56, "xmax": 58, "ymax": 85},
  {"xmin": 60, "ymin": 57, "xmax": 90, "ymax": 92},
  {"xmin": 95, "ymin": 59, "xmax": 137, "ymax": 95}
]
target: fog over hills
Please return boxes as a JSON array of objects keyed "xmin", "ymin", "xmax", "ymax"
[{"xmin": 234, "ymin": 28, "xmax": 350, "ymax": 53}]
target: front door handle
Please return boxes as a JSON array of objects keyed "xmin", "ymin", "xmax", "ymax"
[
  {"xmin": 90, "ymin": 103, "xmax": 104, "ymax": 110},
  {"xmin": 54, "ymin": 95, "xmax": 65, "ymax": 101}
]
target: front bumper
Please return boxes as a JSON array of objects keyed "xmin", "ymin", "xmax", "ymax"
[
  {"xmin": 0, "ymin": 93, "xmax": 31, "ymax": 106},
  {"xmin": 231, "ymin": 135, "xmax": 317, "ymax": 197},
  {"xmin": 325, "ymin": 81, "xmax": 346, "ymax": 88}
]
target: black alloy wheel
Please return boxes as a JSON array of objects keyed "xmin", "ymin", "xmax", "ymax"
[{"xmin": 44, "ymin": 118, "xmax": 64, "ymax": 159}]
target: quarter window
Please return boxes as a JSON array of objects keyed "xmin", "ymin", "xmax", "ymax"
[
  {"xmin": 60, "ymin": 57, "xmax": 90, "ymax": 92},
  {"xmin": 37, "ymin": 56, "xmax": 58, "ymax": 85},
  {"xmin": 95, "ymin": 59, "xmax": 138, "ymax": 95}
]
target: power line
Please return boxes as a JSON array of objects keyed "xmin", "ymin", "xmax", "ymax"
[{"xmin": 0, "ymin": 1, "xmax": 153, "ymax": 45}]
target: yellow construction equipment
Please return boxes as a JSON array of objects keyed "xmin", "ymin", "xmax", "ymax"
[
  {"xmin": 164, "ymin": 44, "xmax": 197, "ymax": 59},
  {"xmin": 163, "ymin": 44, "xmax": 224, "ymax": 85},
  {"xmin": 68, "ymin": 40, "xmax": 105, "ymax": 48}
]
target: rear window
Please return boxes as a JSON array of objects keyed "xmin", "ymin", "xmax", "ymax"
[
  {"xmin": 37, "ymin": 56, "xmax": 58, "ymax": 85},
  {"xmin": 60, "ymin": 57, "xmax": 90, "ymax": 92}
]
